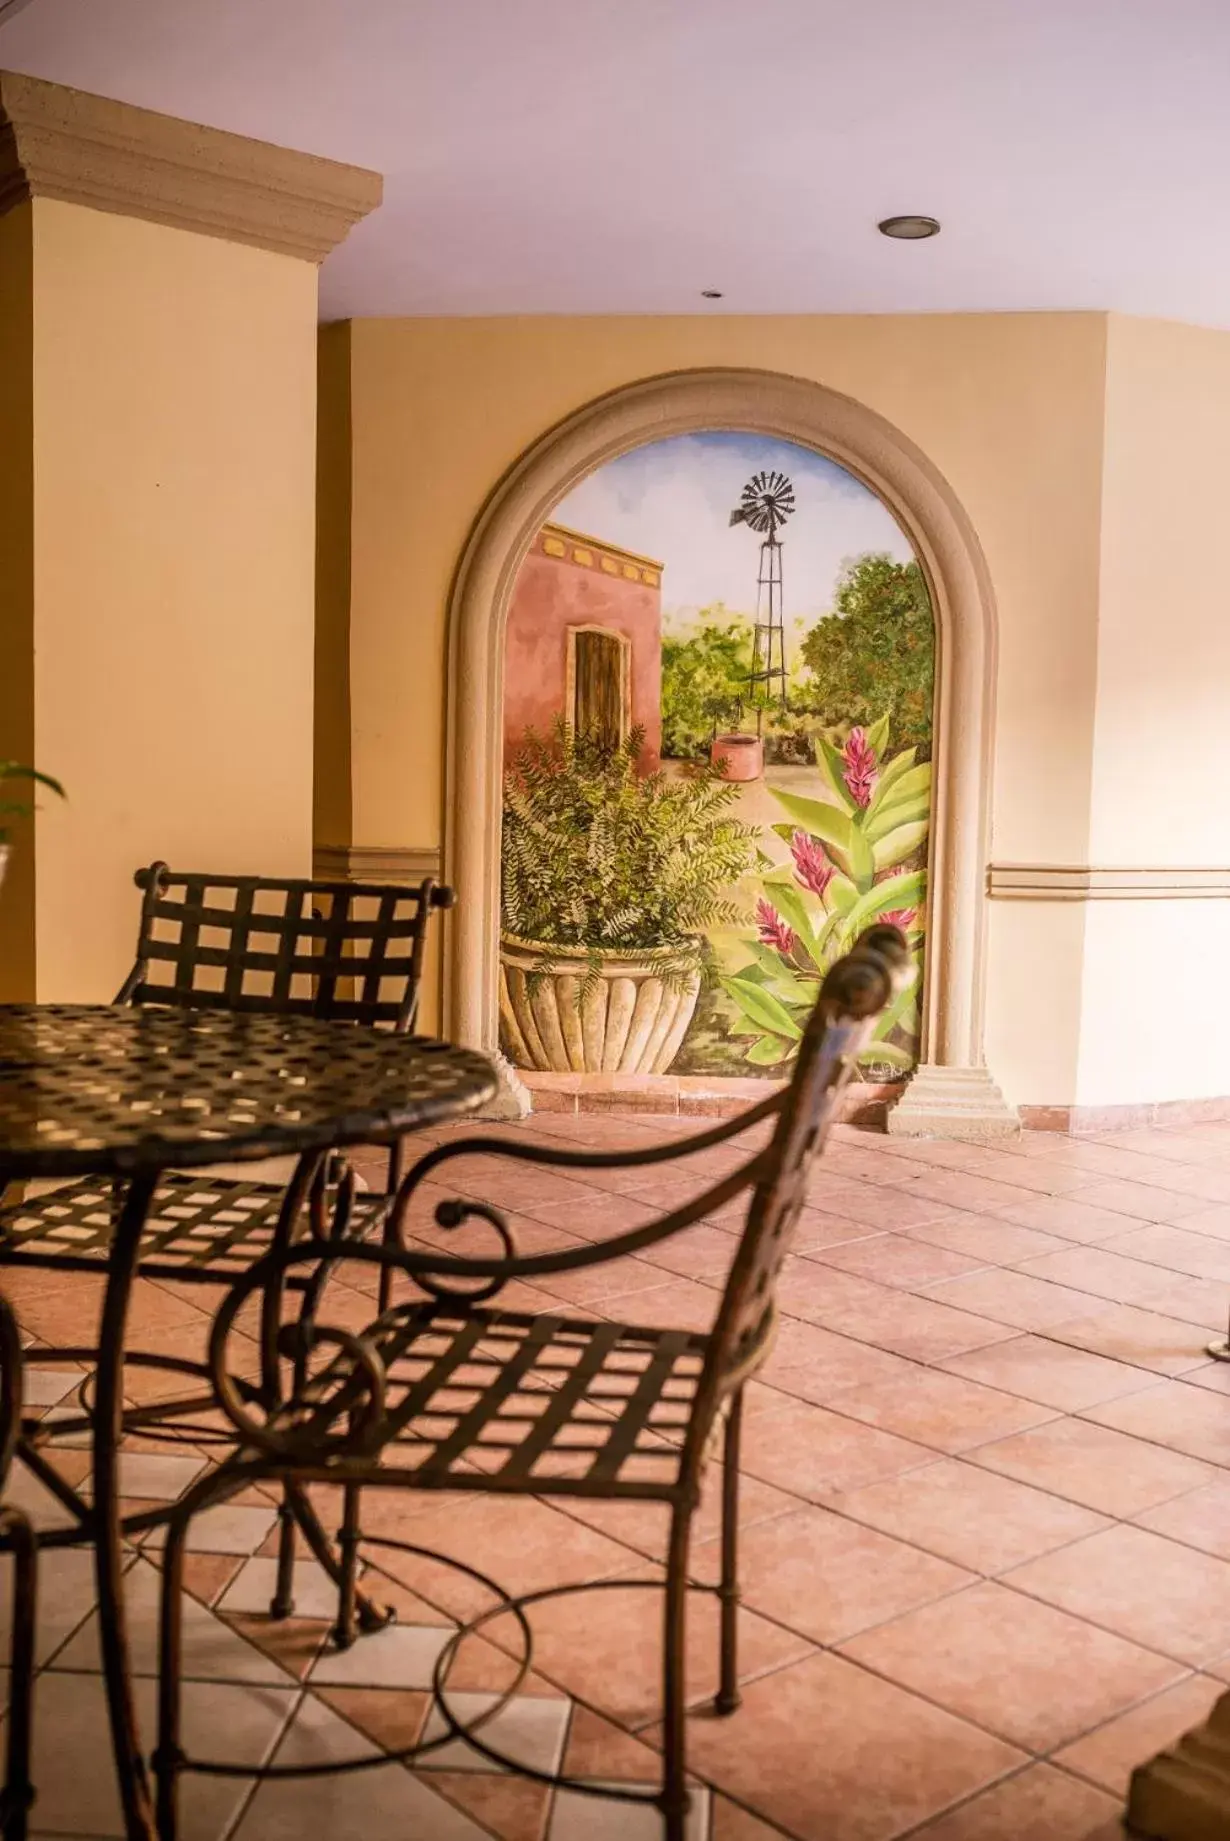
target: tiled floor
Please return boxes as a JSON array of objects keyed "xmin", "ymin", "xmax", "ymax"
[{"xmin": 16, "ymin": 1109, "xmax": 1230, "ymax": 1838}]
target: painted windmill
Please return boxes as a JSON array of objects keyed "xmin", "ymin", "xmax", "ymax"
[{"xmin": 729, "ymin": 469, "xmax": 795, "ymax": 726}]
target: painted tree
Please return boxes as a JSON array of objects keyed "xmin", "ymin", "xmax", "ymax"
[
  {"xmin": 659, "ymin": 610, "xmax": 753, "ymax": 759},
  {"xmin": 798, "ymin": 554, "xmax": 935, "ymax": 758}
]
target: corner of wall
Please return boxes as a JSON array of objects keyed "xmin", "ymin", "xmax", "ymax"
[
  {"xmin": 0, "ymin": 202, "xmax": 36, "ymax": 998},
  {"xmin": 314, "ymin": 320, "xmax": 354, "ymax": 851}
]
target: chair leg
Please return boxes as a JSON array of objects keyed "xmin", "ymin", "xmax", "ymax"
[
  {"xmin": 716, "ymin": 1388, "xmax": 744, "ymax": 1716},
  {"xmin": 270, "ymin": 1492, "xmax": 297, "ymax": 1619},
  {"xmin": 332, "ymin": 1482, "xmax": 362, "ymax": 1649},
  {"xmin": 1, "ymin": 1511, "xmax": 36, "ymax": 1841},
  {"xmin": 660, "ymin": 1503, "xmax": 693, "ymax": 1841},
  {"xmin": 152, "ymin": 1512, "xmax": 190, "ymax": 1841}
]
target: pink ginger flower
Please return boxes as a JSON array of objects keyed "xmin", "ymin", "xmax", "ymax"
[
  {"xmin": 842, "ymin": 727, "xmax": 879, "ymax": 807},
  {"xmin": 879, "ymin": 909, "xmax": 917, "ymax": 933},
  {"xmin": 756, "ymin": 898, "xmax": 795, "ymax": 956},
  {"xmin": 791, "ymin": 831, "xmax": 834, "ymax": 899}
]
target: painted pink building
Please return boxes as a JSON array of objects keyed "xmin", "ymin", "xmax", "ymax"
[{"xmin": 503, "ymin": 522, "xmax": 664, "ymax": 768}]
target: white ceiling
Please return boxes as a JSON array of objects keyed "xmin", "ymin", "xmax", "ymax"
[{"xmin": 2, "ymin": 0, "xmax": 1229, "ymax": 326}]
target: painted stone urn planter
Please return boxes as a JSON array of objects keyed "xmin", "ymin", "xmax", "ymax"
[{"xmin": 499, "ymin": 933, "xmax": 701, "ymax": 1076}]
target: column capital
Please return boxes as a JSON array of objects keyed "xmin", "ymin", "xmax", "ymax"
[{"xmin": 0, "ymin": 69, "xmax": 381, "ymax": 261}]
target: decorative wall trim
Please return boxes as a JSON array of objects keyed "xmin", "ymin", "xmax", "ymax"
[
  {"xmin": 989, "ymin": 863, "xmax": 1230, "ymax": 900},
  {"xmin": 313, "ymin": 844, "xmax": 443, "ymax": 886},
  {"xmin": 443, "ymin": 365, "xmax": 1018, "ymax": 1136},
  {"xmin": 0, "ymin": 70, "xmax": 382, "ymax": 262},
  {"xmin": 1021, "ymin": 1094, "xmax": 1230, "ymax": 1135}
]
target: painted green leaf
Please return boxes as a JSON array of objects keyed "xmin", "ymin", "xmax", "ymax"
[
  {"xmin": 746, "ymin": 1035, "xmax": 792, "ymax": 1066},
  {"xmin": 745, "ymin": 940, "xmax": 820, "ymax": 1000},
  {"xmin": 871, "ymin": 819, "xmax": 931, "ymax": 873},
  {"xmin": 865, "ymin": 712, "xmax": 892, "ymax": 756},
  {"xmin": 863, "ymin": 748, "xmax": 918, "ymax": 815},
  {"xmin": 769, "ymin": 788, "xmax": 853, "ymax": 859},
  {"xmin": 864, "ymin": 788, "xmax": 931, "ymax": 844},
  {"xmin": 826, "ymin": 874, "xmax": 860, "ymax": 916},
  {"xmin": 870, "ymin": 970, "xmax": 921, "ymax": 1040},
  {"xmin": 847, "ymin": 824, "xmax": 876, "ymax": 890},
  {"xmin": 758, "ymin": 880, "xmax": 822, "ymax": 960},
  {"xmin": 721, "ymin": 975, "xmax": 804, "ymax": 1039},
  {"xmin": 813, "ymin": 737, "xmax": 859, "ymax": 814},
  {"xmin": 845, "ymin": 869, "xmax": 926, "ymax": 933}
]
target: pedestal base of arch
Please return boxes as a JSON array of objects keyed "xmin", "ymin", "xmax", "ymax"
[
  {"xmin": 474, "ymin": 1050, "xmax": 533, "ymax": 1122},
  {"xmin": 887, "ymin": 1063, "xmax": 1021, "ymax": 1141}
]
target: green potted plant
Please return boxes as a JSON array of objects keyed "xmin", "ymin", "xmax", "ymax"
[
  {"xmin": 0, "ymin": 761, "xmax": 65, "ymax": 890},
  {"xmin": 500, "ymin": 722, "xmax": 755, "ymax": 1075}
]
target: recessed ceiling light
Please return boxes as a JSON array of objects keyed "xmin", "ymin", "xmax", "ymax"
[
  {"xmin": 878, "ymin": 215, "xmax": 940, "ymax": 240},
  {"xmin": 701, "ymin": 288, "xmax": 724, "ymax": 299}
]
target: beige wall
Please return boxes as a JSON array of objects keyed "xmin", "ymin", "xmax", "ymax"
[
  {"xmin": 3, "ymin": 198, "xmax": 319, "ymax": 1000},
  {"xmin": 327, "ymin": 312, "xmax": 1109, "ymax": 1105},
  {"xmin": 1073, "ymin": 316, "xmax": 1230, "ymax": 1104}
]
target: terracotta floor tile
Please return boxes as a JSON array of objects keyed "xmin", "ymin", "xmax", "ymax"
[
  {"xmin": 758, "ymin": 1317, "xmax": 917, "ymax": 1402},
  {"xmin": 426, "ymin": 1771, "xmax": 551, "ymax": 1841},
  {"xmin": 370, "ymin": 1493, "xmax": 638, "ymax": 1622},
  {"xmin": 552, "ymin": 1463, "xmax": 798, "ymax": 1570},
  {"xmin": 635, "ymin": 1223, "xmax": 740, "ymax": 1280},
  {"xmin": 839, "ymin": 1579, "xmax": 1184, "ymax": 1750},
  {"xmin": 897, "ymin": 1167, "xmax": 1044, "ymax": 1214},
  {"xmin": 1169, "ymin": 1201, "xmax": 1230, "ymax": 1243},
  {"xmin": 813, "ymin": 1183, "xmax": 954, "ymax": 1232},
  {"xmin": 1006, "ymin": 1523, "xmax": 1230, "ymax": 1665},
  {"xmin": 969, "ymin": 1416, "xmax": 1218, "ymax": 1516},
  {"xmin": 526, "ymin": 1185, "xmax": 658, "ymax": 1240},
  {"xmin": 313, "ymin": 1682, "xmax": 429, "ymax": 1753},
  {"xmin": 1083, "ymin": 1378, "xmax": 1230, "ymax": 1467},
  {"xmin": 1134, "ymin": 1476, "xmax": 1230, "ymax": 1558},
  {"xmin": 1054, "ymin": 1675, "xmax": 1224, "ymax": 1796},
  {"xmin": 608, "ymin": 1276, "xmax": 723, "ymax": 1332},
  {"xmin": 562, "ymin": 1702, "xmax": 670, "ymax": 1781},
  {"xmin": 712, "ymin": 1794, "xmax": 793, "ymax": 1841},
  {"xmin": 1016, "ymin": 1245, "xmax": 1230, "ymax": 1325},
  {"xmin": 1045, "ymin": 1302, "xmax": 1213, "ymax": 1375},
  {"xmin": 787, "ymin": 1277, "xmax": 1017, "ymax": 1363},
  {"xmin": 810, "ymin": 1233, "xmax": 989, "ymax": 1290},
  {"xmin": 939, "ymin": 1334, "xmax": 1159, "ymax": 1410},
  {"xmin": 719, "ymin": 1504, "xmax": 971, "ymax": 1644},
  {"xmin": 487, "ymin": 1567, "xmax": 814, "ymax": 1728},
  {"xmin": 920, "ymin": 1269, "xmax": 1104, "ymax": 1331},
  {"xmin": 676, "ymin": 1650, "xmax": 1024, "ymax": 1841},
  {"xmin": 906, "ymin": 1762, "xmax": 1123, "ymax": 1839},
  {"xmin": 1055, "ymin": 1179, "xmax": 1211, "ymax": 1226},
  {"xmin": 787, "ymin": 1207, "xmax": 892, "ymax": 1252},
  {"xmin": 1102, "ymin": 1222, "xmax": 1230, "ymax": 1282},
  {"xmin": 996, "ymin": 1193, "xmax": 1154, "ymax": 1243},
  {"xmin": 829, "ymin": 1457, "xmax": 1109, "ymax": 1574},
  {"xmin": 903, "ymin": 1216, "xmax": 1075, "ymax": 1265},
  {"xmin": 737, "ymin": 1397, "xmax": 934, "ymax": 1499},
  {"xmin": 829, "ymin": 1368, "xmax": 1055, "ymax": 1455}
]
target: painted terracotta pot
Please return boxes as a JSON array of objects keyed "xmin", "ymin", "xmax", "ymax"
[
  {"xmin": 499, "ymin": 934, "xmax": 700, "ymax": 1076},
  {"xmin": 710, "ymin": 733, "xmax": 763, "ymax": 782}
]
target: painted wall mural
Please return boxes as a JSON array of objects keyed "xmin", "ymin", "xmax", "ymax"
[{"xmin": 498, "ymin": 431, "xmax": 935, "ymax": 1084}]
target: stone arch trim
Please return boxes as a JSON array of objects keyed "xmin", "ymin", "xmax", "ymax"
[{"xmin": 443, "ymin": 366, "xmax": 1017, "ymax": 1136}]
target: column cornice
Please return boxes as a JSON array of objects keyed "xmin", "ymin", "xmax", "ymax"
[{"xmin": 0, "ymin": 69, "xmax": 381, "ymax": 261}]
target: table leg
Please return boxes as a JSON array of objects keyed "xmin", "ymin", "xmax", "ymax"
[{"xmin": 93, "ymin": 1172, "xmax": 158, "ymax": 1841}]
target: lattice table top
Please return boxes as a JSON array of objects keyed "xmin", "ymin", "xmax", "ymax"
[{"xmin": 0, "ymin": 1005, "xmax": 497, "ymax": 1178}]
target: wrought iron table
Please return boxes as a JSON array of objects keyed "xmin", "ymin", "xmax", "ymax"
[{"xmin": 0, "ymin": 1003, "xmax": 497, "ymax": 1841}]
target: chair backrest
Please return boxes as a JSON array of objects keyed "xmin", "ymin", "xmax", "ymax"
[
  {"xmin": 0, "ymin": 1293, "xmax": 23, "ymax": 1492},
  {"xmin": 118, "ymin": 862, "xmax": 455, "ymax": 1032},
  {"xmin": 686, "ymin": 925, "xmax": 909, "ymax": 1453}
]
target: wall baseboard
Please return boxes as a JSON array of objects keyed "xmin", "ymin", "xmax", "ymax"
[
  {"xmin": 989, "ymin": 863, "xmax": 1230, "ymax": 900},
  {"xmin": 1020, "ymin": 1095, "xmax": 1230, "ymax": 1135}
]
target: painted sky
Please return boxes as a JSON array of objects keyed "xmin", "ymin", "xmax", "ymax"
[{"xmin": 552, "ymin": 431, "xmax": 914, "ymax": 631}]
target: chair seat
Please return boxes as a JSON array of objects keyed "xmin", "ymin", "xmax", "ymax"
[
  {"xmin": 0, "ymin": 1171, "xmax": 390, "ymax": 1280},
  {"xmin": 285, "ymin": 1301, "xmax": 710, "ymax": 1498}
]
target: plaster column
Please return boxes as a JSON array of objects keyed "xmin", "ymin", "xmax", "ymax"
[{"xmin": 0, "ymin": 71, "xmax": 380, "ymax": 1000}]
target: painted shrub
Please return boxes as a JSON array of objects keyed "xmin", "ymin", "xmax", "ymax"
[{"xmin": 499, "ymin": 431, "xmax": 935, "ymax": 1083}]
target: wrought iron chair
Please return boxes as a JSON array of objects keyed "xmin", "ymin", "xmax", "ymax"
[
  {"xmin": 0, "ymin": 861, "xmax": 454, "ymax": 1616},
  {"xmin": 0, "ymin": 1294, "xmax": 36, "ymax": 1841},
  {"xmin": 150, "ymin": 926, "xmax": 908, "ymax": 1841}
]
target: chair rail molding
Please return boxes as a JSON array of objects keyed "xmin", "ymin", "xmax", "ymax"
[
  {"xmin": 0, "ymin": 69, "xmax": 382, "ymax": 261},
  {"xmin": 989, "ymin": 863, "xmax": 1230, "ymax": 900},
  {"xmin": 443, "ymin": 366, "xmax": 1018, "ymax": 1137}
]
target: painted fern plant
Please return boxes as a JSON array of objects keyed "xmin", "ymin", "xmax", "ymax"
[{"xmin": 501, "ymin": 721, "xmax": 755, "ymax": 985}]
